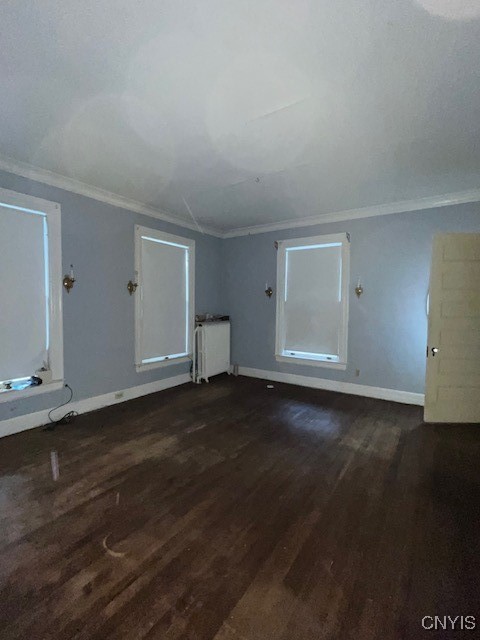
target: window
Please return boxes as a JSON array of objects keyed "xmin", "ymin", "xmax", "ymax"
[
  {"xmin": 134, "ymin": 225, "xmax": 194, "ymax": 371},
  {"xmin": 0, "ymin": 188, "xmax": 63, "ymax": 400},
  {"xmin": 275, "ymin": 232, "xmax": 349, "ymax": 369}
]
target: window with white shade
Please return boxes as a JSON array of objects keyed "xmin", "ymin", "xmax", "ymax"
[
  {"xmin": 134, "ymin": 225, "xmax": 195, "ymax": 371},
  {"xmin": 275, "ymin": 233, "xmax": 350, "ymax": 369},
  {"xmin": 0, "ymin": 188, "xmax": 63, "ymax": 399}
]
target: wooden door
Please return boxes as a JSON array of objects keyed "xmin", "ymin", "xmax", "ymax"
[{"xmin": 425, "ymin": 233, "xmax": 480, "ymax": 423}]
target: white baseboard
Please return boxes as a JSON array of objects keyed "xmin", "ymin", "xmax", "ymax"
[
  {"xmin": 238, "ymin": 367, "xmax": 424, "ymax": 406},
  {"xmin": 0, "ymin": 374, "xmax": 190, "ymax": 439},
  {"xmin": 0, "ymin": 368, "xmax": 423, "ymax": 439}
]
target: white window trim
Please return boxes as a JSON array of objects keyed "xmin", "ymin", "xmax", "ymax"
[
  {"xmin": 275, "ymin": 232, "xmax": 350, "ymax": 370},
  {"xmin": 134, "ymin": 225, "xmax": 195, "ymax": 373},
  {"xmin": 0, "ymin": 188, "xmax": 64, "ymax": 403}
]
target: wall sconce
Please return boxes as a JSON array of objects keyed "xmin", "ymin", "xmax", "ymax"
[
  {"xmin": 265, "ymin": 283, "xmax": 273, "ymax": 298},
  {"xmin": 355, "ymin": 277, "xmax": 364, "ymax": 298},
  {"xmin": 63, "ymin": 265, "xmax": 75, "ymax": 293},
  {"xmin": 127, "ymin": 280, "xmax": 138, "ymax": 295}
]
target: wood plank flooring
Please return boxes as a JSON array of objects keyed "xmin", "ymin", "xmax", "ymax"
[{"xmin": 0, "ymin": 375, "xmax": 478, "ymax": 639}]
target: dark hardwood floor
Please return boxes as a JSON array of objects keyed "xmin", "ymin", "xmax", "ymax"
[{"xmin": 0, "ymin": 375, "xmax": 478, "ymax": 640}]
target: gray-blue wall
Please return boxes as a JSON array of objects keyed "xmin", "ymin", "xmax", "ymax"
[
  {"xmin": 2, "ymin": 167, "xmax": 480, "ymax": 424},
  {"xmin": 222, "ymin": 204, "xmax": 480, "ymax": 394},
  {"xmin": 0, "ymin": 170, "xmax": 223, "ymax": 422}
]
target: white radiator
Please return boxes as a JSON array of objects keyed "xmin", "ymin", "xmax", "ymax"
[{"xmin": 193, "ymin": 321, "xmax": 230, "ymax": 383}]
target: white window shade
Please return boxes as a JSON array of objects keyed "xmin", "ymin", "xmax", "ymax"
[
  {"xmin": 135, "ymin": 226, "xmax": 195, "ymax": 370},
  {"xmin": 276, "ymin": 233, "xmax": 349, "ymax": 368},
  {"xmin": 284, "ymin": 244, "xmax": 342, "ymax": 357},
  {"xmin": 0, "ymin": 205, "xmax": 48, "ymax": 381}
]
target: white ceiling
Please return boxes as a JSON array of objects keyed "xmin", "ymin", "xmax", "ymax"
[{"xmin": 1, "ymin": 0, "xmax": 480, "ymax": 233}]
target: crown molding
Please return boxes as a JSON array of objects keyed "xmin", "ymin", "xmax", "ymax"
[
  {"xmin": 2, "ymin": 155, "xmax": 478, "ymax": 239},
  {"xmin": 0, "ymin": 155, "xmax": 223, "ymax": 237},
  {"xmin": 222, "ymin": 188, "xmax": 480, "ymax": 238}
]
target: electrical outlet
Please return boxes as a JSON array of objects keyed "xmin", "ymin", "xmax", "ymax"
[
  {"xmin": 114, "ymin": 391, "xmax": 124, "ymax": 400},
  {"xmin": 355, "ymin": 369, "xmax": 360, "ymax": 377}
]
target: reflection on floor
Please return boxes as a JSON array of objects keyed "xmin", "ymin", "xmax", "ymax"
[{"xmin": 0, "ymin": 375, "xmax": 478, "ymax": 640}]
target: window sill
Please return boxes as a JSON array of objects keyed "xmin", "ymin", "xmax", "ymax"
[
  {"xmin": 136, "ymin": 355, "xmax": 191, "ymax": 373},
  {"xmin": 275, "ymin": 355, "xmax": 347, "ymax": 370},
  {"xmin": 0, "ymin": 380, "xmax": 64, "ymax": 404}
]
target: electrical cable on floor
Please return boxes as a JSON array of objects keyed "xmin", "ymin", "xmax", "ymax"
[{"xmin": 44, "ymin": 384, "xmax": 78, "ymax": 430}]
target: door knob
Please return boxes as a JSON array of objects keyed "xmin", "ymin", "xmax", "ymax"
[{"xmin": 431, "ymin": 347, "xmax": 439, "ymax": 357}]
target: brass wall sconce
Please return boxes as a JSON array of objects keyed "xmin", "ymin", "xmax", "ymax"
[
  {"xmin": 127, "ymin": 280, "xmax": 138, "ymax": 295},
  {"xmin": 63, "ymin": 265, "xmax": 75, "ymax": 293},
  {"xmin": 265, "ymin": 283, "xmax": 273, "ymax": 298},
  {"xmin": 355, "ymin": 278, "xmax": 364, "ymax": 298}
]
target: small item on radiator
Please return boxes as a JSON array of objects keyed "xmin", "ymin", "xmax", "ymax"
[{"xmin": 195, "ymin": 314, "xmax": 230, "ymax": 322}]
